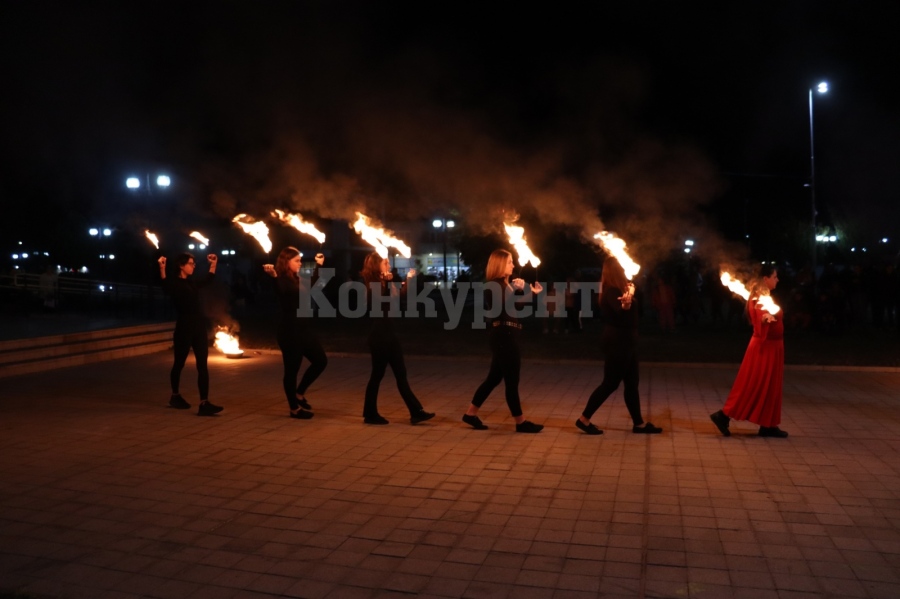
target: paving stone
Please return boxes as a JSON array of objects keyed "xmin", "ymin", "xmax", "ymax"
[{"xmin": 1, "ymin": 353, "xmax": 899, "ymax": 598}]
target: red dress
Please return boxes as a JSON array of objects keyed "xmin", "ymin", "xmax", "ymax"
[{"xmin": 722, "ymin": 297, "xmax": 784, "ymax": 427}]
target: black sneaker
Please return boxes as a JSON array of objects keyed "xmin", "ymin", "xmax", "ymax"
[
  {"xmin": 197, "ymin": 401, "xmax": 223, "ymax": 416},
  {"xmin": 462, "ymin": 414, "xmax": 488, "ymax": 430},
  {"xmin": 410, "ymin": 410, "xmax": 435, "ymax": 425},
  {"xmin": 710, "ymin": 410, "xmax": 731, "ymax": 437},
  {"xmin": 633, "ymin": 422, "xmax": 663, "ymax": 434},
  {"xmin": 759, "ymin": 426, "xmax": 789, "ymax": 438},
  {"xmin": 169, "ymin": 394, "xmax": 191, "ymax": 410},
  {"xmin": 515, "ymin": 420, "xmax": 544, "ymax": 434},
  {"xmin": 364, "ymin": 415, "xmax": 389, "ymax": 425},
  {"xmin": 298, "ymin": 398, "xmax": 312, "ymax": 410},
  {"xmin": 290, "ymin": 409, "xmax": 314, "ymax": 420},
  {"xmin": 575, "ymin": 420, "xmax": 603, "ymax": 435}
]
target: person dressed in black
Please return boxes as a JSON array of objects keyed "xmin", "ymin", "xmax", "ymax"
[
  {"xmin": 361, "ymin": 252, "xmax": 434, "ymax": 425},
  {"xmin": 263, "ymin": 248, "xmax": 328, "ymax": 420},
  {"xmin": 158, "ymin": 252, "xmax": 223, "ymax": 416},
  {"xmin": 576, "ymin": 257, "xmax": 661, "ymax": 435},
  {"xmin": 463, "ymin": 249, "xmax": 544, "ymax": 433}
]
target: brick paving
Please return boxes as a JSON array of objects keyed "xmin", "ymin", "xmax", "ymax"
[{"xmin": 1, "ymin": 351, "xmax": 899, "ymax": 598}]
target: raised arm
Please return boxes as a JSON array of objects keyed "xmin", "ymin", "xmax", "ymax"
[{"xmin": 311, "ymin": 253, "xmax": 325, "ymax": 286}]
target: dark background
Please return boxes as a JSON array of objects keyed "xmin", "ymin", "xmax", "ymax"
[{"xmin": 2, "ymin": 1, "xmax": 899, "ymax": 279}]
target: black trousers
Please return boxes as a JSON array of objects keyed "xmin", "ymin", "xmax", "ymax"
[
  {"xmin": 364, "ymin": 328, "xmax": 422, "ymax": 418},
  {"xmin": 170, "ymin": 325, "xmax": 209, "ymax": 400},
  {"xmin": 278, "ymin": 326, "xmax": 328, "ymax": 411},
  {"xmin": 471, "ymin": 329, "xmax": 523, "ymax": 417},
  {"xmin": 582, "ymin": 327, "xmax": 644, "ymax": 426}
]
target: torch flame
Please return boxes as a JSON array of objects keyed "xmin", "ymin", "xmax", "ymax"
[
  {"xmin": 189, "ymin": 231, "xmax": 210, "ymax": 246},
  {"xmin": 720, "ymin": 271, "xmax": 781, "ymax": 315},
  {"xmin": 503, "ymin": 222, "xmax": 541, "ymax": 268},
  {"xmin": 232, "ymin": 214, "xmax": 273, "ymax": 253},
  {"xmin": 271, "ymin": 209, "xmax": 326, "ymax": 244},
  {"xmin": 593, "ymin": 231, "xmax": 641, "ymax": 280},
  {"xmin": 213, "ymin": 327, "xmax": 244, "ymax": 356},
  {"xmin": 352, "ymin": 212, "xmax": 411, "ymax": 258},
  {"xmin": 144, "ymin": 230, "xmax": 159, "ymax": 249}
]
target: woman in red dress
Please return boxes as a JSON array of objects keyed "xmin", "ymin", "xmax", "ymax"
[{"xmin": 710, "ymin": 264, "xmax": 788, "ymax": 438}]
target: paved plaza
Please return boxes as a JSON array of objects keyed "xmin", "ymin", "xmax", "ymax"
[{"xmin": 2, "ymin": 351, "xmax": 900, "ymax": 598}]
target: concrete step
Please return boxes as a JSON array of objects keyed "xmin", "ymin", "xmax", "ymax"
[
  {"xmin": 0, "ymin": 322, "xmax": 176, "ymax": 378},
  {"xmin": 0, "ymin": 321, "xmax": 175, "ymax": 352}
]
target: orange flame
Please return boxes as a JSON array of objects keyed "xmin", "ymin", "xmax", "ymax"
[
  {"xmin": 189, "ymin": 231, "xmax": 209, "ymax": 246},
  {"xmin": 232, "ymin": 214, "xmax": 273, "ymax": 253},
  {"xmin": 352, "ymin": 212, "xmax": 411, "ymax": 258},
  {"xmin": 720, "ymin": 272, "xmax": 781, "ymax": 315},
  {"xmin": 593, "ymin": 232, "xmax": 641, "ymax": 280},
  {"xmin": 213, "ymin": 327, "xmax": 243, "ymax": 356},
  {"xmin": 144, "ymin": 230, "xmax": 159, "ymax": 249},
  {"xmin": 503, "ymin": 222, "xmax": 541, "ymax": 268},
  {"xmin": 271, "ymin": 209, "xmax": 326, "ymax": 244}
]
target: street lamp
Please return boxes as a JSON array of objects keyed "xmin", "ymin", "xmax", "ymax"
[
  {"xmin": 89, "ymin": 227, "xmax": 113, "ymax": 276},
  {"xmin": 125, "ymin": 173, "xmax": 172, "ymax": 196},
  {"xmin": 809, "ymin": 81, "xmax": 828, "ymax": 281},
  {"xmin": 432, "ymin": 218, "xmax": 456, "ymax": 287}
]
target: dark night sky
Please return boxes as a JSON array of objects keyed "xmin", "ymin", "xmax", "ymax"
[{"xmin": 2, "ymin": 1, "xmax": 899, "ymax": 268}]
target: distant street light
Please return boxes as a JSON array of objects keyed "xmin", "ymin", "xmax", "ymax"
[
  {"xmin": 809, "ymin": 81, "xmax": 828, "ymax": 281},
  {"xmin": 432, "ymin": 218, "xmax": 456, "ymax": 286},
  {"xmin": 125, "ymin": 173, "xmax": 172, "ymax": 195},
  {"xmin": 88, "ymin": 227, "xmax": 113, "ymax": 276}
]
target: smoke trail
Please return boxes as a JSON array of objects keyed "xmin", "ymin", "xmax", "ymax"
[{"xmin": 198, "ymin": 57, "xmax": 749, "ymax": 273}]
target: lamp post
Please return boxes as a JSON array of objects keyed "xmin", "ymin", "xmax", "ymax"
[
  {"xmin": 126, "ymin": 174, "xmax": 171, "ymax": 233},
  {"xmin": 809, "ymin": 81, "xmax": 828, "ymax": 282},
  {"xmin": 432, "ymin": 218, "xmax": 455, "ymax": 287},
  {"xmin": 89, "ymin": 227, "xmax": 113, "ymax": 277},
  {"xmin": 126, "ymin": 174, "xmax": 171, "ymax": 196}
]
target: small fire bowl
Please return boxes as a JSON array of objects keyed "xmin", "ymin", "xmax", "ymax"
[{"xmin": 225, "ymin": 352, "xmax": 245, "ymax": 360}]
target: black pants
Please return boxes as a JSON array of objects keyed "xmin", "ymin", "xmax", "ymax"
[
  {"xmin": 171, "ymin": 325, "xmax": 209, "ymax": 400},
  {"xmin": 471, "ymin": 329, "xmax": 523, "ymax": 417},
  {"xmin": 278, "ymin": 327, "xmax": 328, "ymax": 411},
  {"xmin": 582, "ymin": 328, "xmax": 643, "ymax": 426},
  {"xmin": 364, "ymin": 328, "xmax": 422, "ymax": 418}
]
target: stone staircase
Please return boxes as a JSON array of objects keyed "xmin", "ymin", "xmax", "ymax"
[{"xmin": 0, "ymin": 322, "xmax": 175, "ymax": 378}]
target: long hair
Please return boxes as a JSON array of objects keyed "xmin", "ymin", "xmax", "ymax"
[
  {"xmin": 361, "ymin": 252, "xmax": 384, "ymax": 285},
  {"xmin": 747, "ymin": 263, "xmax": 777, "ymax": 318},
  {"xmin": 601, "ymin": 257, "xmax": 629, "ymax": 293},
  {"xmin": 274, "ymin": 246, "xmax": 301, "ymax": 280},
  {"xmin": 485, "ymin": 249, "xmax": 512, "ymax": 282}
]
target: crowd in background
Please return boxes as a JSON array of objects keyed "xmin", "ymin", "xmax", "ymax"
[
  {"xmin": 626, "ymin": 259, "xmax": 900, "ymax": 335},
  {"xmin": 6, "ymin": 253, "xmax": 898, "ymax": 340},
  {"xmin": 533, "ymin": 257, "xmax": 900, "ymax": 336}
]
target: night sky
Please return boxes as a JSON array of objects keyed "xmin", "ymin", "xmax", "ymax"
[{"xmin": 2, "ymin": 1, "xmax": 899, "ymax": 270}]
